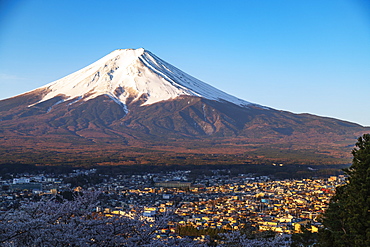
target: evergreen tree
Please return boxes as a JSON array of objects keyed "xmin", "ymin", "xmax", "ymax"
[{"xmin": 319, "ymin": 134, "xmax": 370, "ymax": 246}]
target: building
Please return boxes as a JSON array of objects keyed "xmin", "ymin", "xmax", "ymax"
[{"xmin": 155, "ymin": 181, "xmax": 191, "ymax": 188}]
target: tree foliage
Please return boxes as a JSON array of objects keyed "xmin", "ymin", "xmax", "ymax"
[
  {"xmin": 0, "ymin": 191, "xmax": 293, "ymax": 246},
  {"xmin": 291, "ymin": 224, "xmax": 318, "ymax": 247},
  {"xmin": 319, "ymin": 134, "xmax": 370, "ymax": 246},
  {"xmin": 0, "ymin": 191, "xmax": 195, "ymax": 247},
  {"xmin": 218, "ymin": 231, "xmax": 291, "ymax": 247}
]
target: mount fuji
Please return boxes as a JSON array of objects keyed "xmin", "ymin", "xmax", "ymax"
[
  {"xmin": 0, "ymin": 48, "xmax": 368, "ymax": 166},
  {"xmin": 35, "ymin": 48, "xmax": 254, "ymax": 111}
]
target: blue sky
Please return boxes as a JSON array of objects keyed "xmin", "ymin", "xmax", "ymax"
[{"xmin": 1, "ymin": 0, "xmax": 370, "ymax": 126}]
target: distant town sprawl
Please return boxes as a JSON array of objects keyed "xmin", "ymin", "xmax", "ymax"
[{"xmin": 1, "ymin": 169, "xmax": 345, "ymax": 237}]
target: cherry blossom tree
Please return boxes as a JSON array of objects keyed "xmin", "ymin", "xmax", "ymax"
[
  {"xmin": 0, "ymin": 191, "xmax": 291, "ymax": 246},
  {"xmin": 218, "ymin": 231, "xmax": 291, "ymax": 247},
  {"xmin": 0, "ymin": 191, "xmax": 199, "ymax": 246}
]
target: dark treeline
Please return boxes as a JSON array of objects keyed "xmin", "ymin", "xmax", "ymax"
[{"xmin": 0, "ymin": 162, "xmax": 348, "ymax": 180}]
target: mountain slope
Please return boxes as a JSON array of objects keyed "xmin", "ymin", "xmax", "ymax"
[
  {"xmin": 0, "ymin": 48, "xmax": 368, "ymax": 166},
  {"xmin": 34, "ymin": 48, "xmax": 254, "ymax": 110}
]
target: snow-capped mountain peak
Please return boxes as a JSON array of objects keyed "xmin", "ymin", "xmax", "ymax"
[{"xmin": 35, "ymin": 48, "xmax": 254, "ymax": 110}]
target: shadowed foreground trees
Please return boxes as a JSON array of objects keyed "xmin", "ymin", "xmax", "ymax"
[
  {"xmin": 0, "ymin": 191, "xmax": 197, "ymax": 247},
  {"xmin": 319, "ymin": 134, "xmax": 370, "ymax": 246},
  {"xmin": 0, "ymin": 191, "xmax": 292, "ymax": 246}
]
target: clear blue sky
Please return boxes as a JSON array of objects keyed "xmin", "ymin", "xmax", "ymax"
[{"xmin": 1, "ymin": 0, "xmax": 370, "ymax": 126}]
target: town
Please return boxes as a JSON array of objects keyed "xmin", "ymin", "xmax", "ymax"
[{"xmin": 0, "ymin": 168, "xmax": 345, "ymax": 240}]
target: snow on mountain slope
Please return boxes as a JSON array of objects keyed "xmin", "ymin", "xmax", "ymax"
[{"xmin": 34, "ymin": 48, "xmax": 254, "ymax": 111}]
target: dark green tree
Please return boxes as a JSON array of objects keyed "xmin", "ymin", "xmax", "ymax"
[
  {"xmin": 319, "ymin": 134, "xmax": 370, "ymax": 246},
  {"xmin": 292, "ymin": 224, "xmax": 318, "ymax": 247}
]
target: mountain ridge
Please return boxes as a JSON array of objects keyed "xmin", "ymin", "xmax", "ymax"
[
  {"xmin": 32, "ymin": 48, "xmax": 256, "ymax": 113},
  {"xmin": 0, "ymin": 48, "xmax": 368, "ymax": 166}
]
